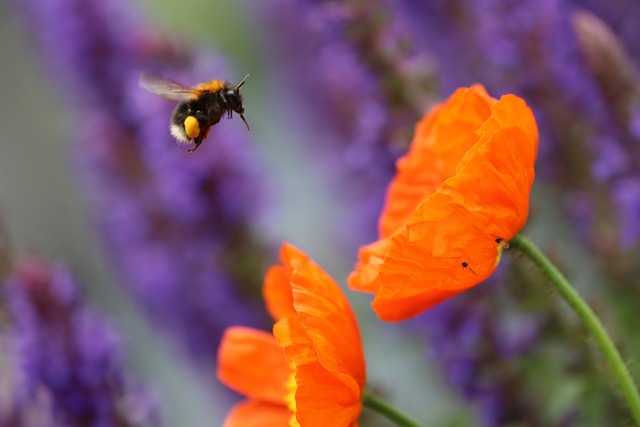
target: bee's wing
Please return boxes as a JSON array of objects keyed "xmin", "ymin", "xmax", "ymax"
[{"xmin": 139, "ymin": 72, "xmax": 200, "ymax": 102}]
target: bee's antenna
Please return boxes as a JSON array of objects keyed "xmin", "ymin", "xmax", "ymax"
[
  {"xmin": 237, "ymin": 74, "xmax": 250, "ymax": 90},
  {"xmin": 240, "ymin": 114, "xmax": 250, "ymax": 132}
]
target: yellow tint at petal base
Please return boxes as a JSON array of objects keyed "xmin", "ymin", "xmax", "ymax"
[{"xmin": 283, "ymin": 372, "xmax": 300, "ymax": 427}]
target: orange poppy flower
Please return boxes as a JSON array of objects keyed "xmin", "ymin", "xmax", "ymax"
[
  {"xmin": 218, "ymin": 243, "xmax": 366, "ymax": 427},
  {"xmin": 348, "ymin": 85, "xmax": 539, "ymax": 321}
]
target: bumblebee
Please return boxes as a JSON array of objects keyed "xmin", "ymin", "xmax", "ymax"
[{"xmin": 139, "ymin": 72, "xmax": 250, "ymax": 154}]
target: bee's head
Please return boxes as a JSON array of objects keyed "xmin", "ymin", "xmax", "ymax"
[
  {"xmin": 224, "ymin": 89, "xmax": 244, "ymax": 114},
  {"xmin": 224, "ymin": 75, "xmax": 250, "ymax": 131}
]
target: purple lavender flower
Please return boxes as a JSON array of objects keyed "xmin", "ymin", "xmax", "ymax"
[
  {"xmin": 402, "ymin": 0, "xmax": 640, "ymax": 251},
  {"xmin": 1, "ymin": 257, "xmax": 159, "ymax": 427},
  {"xmin": 571, "ymin": 7, "xmax": 640, "ymax": 249},
  {"xmin": 260, "ymin": 0, "xmax": 437, "ymax": 252},
  {"xmin": 401, "ymin": 0, "xmax": 604, "ymax": 178},
  {"xmin": 11, "ymin": 0, "xmax": 273, "ymax": 362}
]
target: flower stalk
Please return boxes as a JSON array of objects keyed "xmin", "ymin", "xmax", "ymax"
[
  {"xmin": 362, "ymin": 390, "xmax": 423, "ymax": 427},
  {"xmin": 509, "ymin": 233, "xmax": 640, "ymax": 425}
]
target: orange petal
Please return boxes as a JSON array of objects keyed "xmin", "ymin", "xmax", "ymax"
[
  {"xmin": 274, "ymin": 317, "xmax": 363, "ymax": 427},
  {"xmin": 347, "ymin": 238, "xmax": 389, "ymax": 293},
  {"xmin": 217, "ymin": 326, "xmax": 292, "ymax": 404},
  {"xmin": 379, "ymin": 85, "xmax": 496, "ymax": 238},
  {"xmin": 287, "ymin": 244, "xmax": 366, "ymax": 390},
  {"xmin": 350, "ymin": 86, "xmax": 496, "ymax": 292},
  {"xmin": 270, "ymin": 244, "xmax": 366, "ymax": 388},
  {"xmin": 273, "ymin": 317, "xmax": 319, "ymax": 367},
  {"xmin": 294, "ymin": 363, "xmax": 364, "ymax": 427},
  {"xmin": 263, "ymin": 264, "xmax": 296, "ymax": 321},
  {"xmin": 375, "ymin": 120, "xmax": 537, "ymax": 320},
  {"xmin": 223, "ymin": 399, "xmax": 291, "ymax": 427},
  {"xmin": 263, "ymin": 243, "xmax": 326, "ymax": 321},
  {"xmin": 271, "ymin": 243, "xmax": 366, "ymax": 425},
  {"xmin": 475, "ymin": 94, "xmax": 539, "ymax": 148}
]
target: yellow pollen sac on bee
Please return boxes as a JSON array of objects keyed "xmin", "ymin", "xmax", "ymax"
[{"xmin": 184, "ymin": 116, "xmax": 200, "ymax": 139}]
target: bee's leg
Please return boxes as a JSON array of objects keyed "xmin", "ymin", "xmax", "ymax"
[
  {"xmin": 187, "ymin": 143, "xmax": 200, "ymax": 154},
  {"xmin": 186, "ymin": 127, "xmax": 211, "ymax": 154},
  {"xmin": 187, "ymin": 134, "xmax": 204, "ymax": 154}
]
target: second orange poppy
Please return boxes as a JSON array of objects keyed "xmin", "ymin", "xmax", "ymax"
[
  {"xmin": 349, "ymin": 85, "xmax": 539, "ymax": 321},
  {"xmin": 219, "ymin": 243, "xmax": 366, "ymax": 427}
]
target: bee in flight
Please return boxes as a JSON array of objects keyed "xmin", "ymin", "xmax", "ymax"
[{"xmin": 139, "ymin": 72, "xmax": 250, "ymax": 154}]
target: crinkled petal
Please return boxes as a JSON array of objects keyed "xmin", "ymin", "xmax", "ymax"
[
  {"xmin": 274, "ymin": 317, "xmax": 318, "ymax": 367},
  {"xmin": 287, "ymin": 245, "xmax": 366, "ymax": 390},
  {"xmin": 350, "ymin": 86, "xmax": 496, "ymax": 292},
  {"xmin": 347, "ymin": 87, "xmax": 538, "ymax": 321},
  {"xmin": 379, "ymin": 85, "xmax": 496, "ymax": 238},
  {"xmin": 294, "ymin": 363, "xmax": 363, "ymax": 427},
  {"xmin": 274, "ymin": 317, "xmax": 362, "ymax": 427},
  {"xmin": 269, "ymin": 243, "xmax": 366, "ymax": 391},
  {"xmin": 347, "ymin": 238, "xmax": 388, "ymax": 293},
  {"xmin": 270, "ymin": 242, "xmax": 366, "ymax": 427},
  {"xmin": 374, "ymin": 123, "xmax": 537, "ymax": 321},
  {"xmin": 217, "ymin": 326, "xmax": 291, "ymax": 404}
]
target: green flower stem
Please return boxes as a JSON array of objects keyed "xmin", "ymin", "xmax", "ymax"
[
  {"xmin": 362, "ymin": 390, "xmax": 423, "ymax": 427},
  {"xmin": 509, "ymin": 233, "xmax": 640, "ymax": 425}
]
